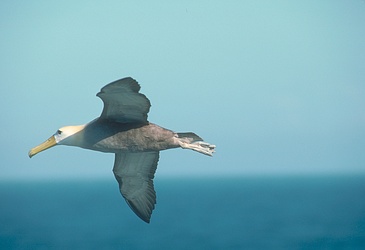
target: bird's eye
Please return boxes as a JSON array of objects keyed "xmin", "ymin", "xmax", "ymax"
[{"xmin": 57, "ymin": 130, "xmax": 62, "ymax": 135}]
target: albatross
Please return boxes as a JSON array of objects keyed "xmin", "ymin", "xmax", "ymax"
[{"xmin": 28, "ymin": 77, "xmax": 215, "ymax": 223}]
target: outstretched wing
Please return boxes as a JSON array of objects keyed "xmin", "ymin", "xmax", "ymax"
[
  {"xmin": 113, "ymin": 151, "xmax": 159, "ymax": 223},
  {"xmin": 97, "ymin": 77, "xmax": 151, "ymax": 123}
]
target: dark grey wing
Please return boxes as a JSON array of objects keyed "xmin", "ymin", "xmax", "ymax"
[
  {"xmin": 113, "ymin": 151, "xmax": 159, "ymax": 223},
  {"xmin": 97, "ymin": 77, "xmax": 151, "ymax": 123}
]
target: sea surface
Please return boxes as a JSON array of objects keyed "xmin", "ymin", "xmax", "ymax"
[{"xmin": 0, "ymin": 176, "xmax": 364, "ymax": 249}]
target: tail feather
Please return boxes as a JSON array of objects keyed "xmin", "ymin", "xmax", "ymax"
[
  {"xmin": 176, "ymin": 132, "xmax": 215, "ymax": 156},
  {"xmin": 177, "ymin": 132, "xmax": 203, "ymax": 142}
]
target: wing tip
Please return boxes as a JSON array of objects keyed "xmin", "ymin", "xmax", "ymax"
[
  {"xmin": 125, "ymin": 199, "xmax": 154, "ymax": 223},
  {"xmin": 98, "ymin": 77, "xmax": 140, "ymax": 95}
]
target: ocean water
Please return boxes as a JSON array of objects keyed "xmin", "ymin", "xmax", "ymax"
[{"xmin": 0, "ymin": 176, "xmax": 364, "ymax": 249}]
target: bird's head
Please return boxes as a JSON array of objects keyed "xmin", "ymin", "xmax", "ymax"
[{"xmin": 28, "ymin": 125, "xmax": 85, "ymax": 158}]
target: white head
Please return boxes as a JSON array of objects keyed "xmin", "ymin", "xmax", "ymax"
[
  {"xmin": 28, "ymin": 125, "xmax": 85, "ymax": 158},
  {"xmin": 54, "ymin": 125, "xmax": 86, "ymax": 145}
]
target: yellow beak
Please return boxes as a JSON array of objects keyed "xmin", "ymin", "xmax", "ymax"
[{"xmin": 28, "ymin": 136, "xmax": 57, "ymax": 158}]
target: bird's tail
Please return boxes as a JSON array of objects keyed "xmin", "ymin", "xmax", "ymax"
[{"xmin": 176, "ymin": 132, "xmax": 215, "ymax": 156}]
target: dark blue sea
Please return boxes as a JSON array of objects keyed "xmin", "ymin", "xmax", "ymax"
[{"xmin": 1, "ymin": 176, "xmax": 365, "ymax": 249}]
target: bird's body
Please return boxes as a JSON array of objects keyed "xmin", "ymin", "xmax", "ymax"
[
  {"xmin": 63, "ymin": 120, "xmax": 179, "ymax": 153},
  {"xmin": 29, "ymin": 77, "xmax": 215, "ymax": 223}
]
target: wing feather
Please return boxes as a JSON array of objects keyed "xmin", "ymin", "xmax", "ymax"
[
  {"xmin": 97, "ymin": 77, "xmax": 150, "ymax": 123},
  {"xmin": 113, "ymin": 151, "xmax": 159, "ymax": 223}
]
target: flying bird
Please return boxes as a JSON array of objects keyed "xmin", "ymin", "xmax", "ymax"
[{"xmin": 28, "ymin": 77, "xmax": 215, "ymax": 223}]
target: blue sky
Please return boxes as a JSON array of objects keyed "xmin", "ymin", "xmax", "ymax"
[{"xmin": 1, "ymin": 1, "xmax": 364, "ymax": 180}]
